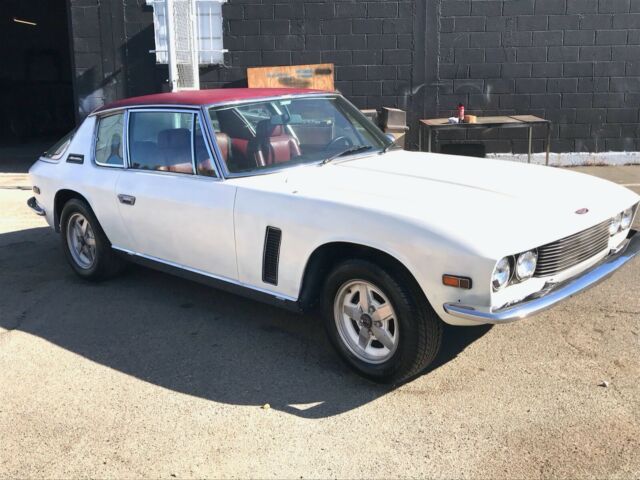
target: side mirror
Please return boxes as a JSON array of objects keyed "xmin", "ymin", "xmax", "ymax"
[{"xmin": 385, "ymin": 133, "xmax": 396, "ymax": 143}]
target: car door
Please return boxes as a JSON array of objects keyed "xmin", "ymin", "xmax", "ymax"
[
  {"xmin": 115, "ymin": 108, "xmax": 238, "ymax": 281},
  {"xmin": 83, "ymin": 112, "xmax": 136, "ymax": 250}
]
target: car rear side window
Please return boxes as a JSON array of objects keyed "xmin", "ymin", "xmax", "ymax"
[
  {"xmin": 95, "ymin": 113, "xmax": 125, "ymax": 167},
  {"xmin": 128, "ymin": 111, "xmax": 195, "ymax": 175},
  {"xmin": 44, "ymin": 128, "xmax": 77, "ymax": 161}
]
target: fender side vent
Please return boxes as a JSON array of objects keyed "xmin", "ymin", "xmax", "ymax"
[{"xmin": 262, "ymin": 226, "xmax": 282, "ymax": 285}]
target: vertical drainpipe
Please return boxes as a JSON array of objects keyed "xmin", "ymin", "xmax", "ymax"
[
  {"xmin": 190, "ymin": 0, "xmax": 200, "ymax": 90},
  {"xmin": 166, "ymin": 0, "xmax": 179, "ymax": 91},
  {"xmin": 65, "ymin": 0, "xmax": 80, "ymax": 125}
]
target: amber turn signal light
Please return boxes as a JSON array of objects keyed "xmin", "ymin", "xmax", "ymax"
[{"xmin": 442, "ymin": 274, "xmax": 472, "ymax": 289}]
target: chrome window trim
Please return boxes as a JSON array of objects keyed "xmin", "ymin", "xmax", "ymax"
[
  {"xmin": 201, "ymin": 105, "xmax": 228, "ymax": 179},
  {"xmin": 190, "ymin": 115, "xmax": 198, "ymax": 175},
  {"xmin": 204, "ymin": 92, "xmax": 332, "ymax": 109},
  {"xmin": 46, "ymin": 145, "xmax": 70, "ymax": 161},
  {"xmin": 123, "ymin": 107, "xmax": 221, "ymax": 179},
  {"xmin": 194, "ymin": 108, "xmax": 221, "ymax": 179},
  {"xmin": 93, "ymin": 112, "xmax": 126, "ymax": 169},
  {"xmin": 117, "ymin": 168, "xmax": 210, "ymax": 181},
  {"xmin": 88, "ymin": 93, "xmax": 331, "ymax": 118},
  {"xmin": 123, "ymin": 109, "xmax": 130, "ymax": 168},
  {"xmin": 43, "ymin": 129, "xmax": 77, "ymax": 162},
  {"xmin": 90, "ymin": 104, "xmax": 205, "ymax": 117}
]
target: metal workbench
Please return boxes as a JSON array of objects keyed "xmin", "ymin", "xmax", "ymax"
[{"xmin": 419, "ymin": 115, "xmax": 552, "ymax": 165}]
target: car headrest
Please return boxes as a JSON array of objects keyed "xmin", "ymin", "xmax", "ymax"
[
  {"xmin": 255, "ymin": 120, "xmax": 285, "ymax": 138},
  {"xmin": 158, "ymin": 128, "xmax": 191, "ymax": 149},
  {"xmin": 130, "ymin": 141, "xmax": 160, "ymax": 168}
]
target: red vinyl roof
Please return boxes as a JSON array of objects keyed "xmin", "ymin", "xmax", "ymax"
[{"xmin": 94, "ymin": 88, "xmax": 326, "ymax": 113}]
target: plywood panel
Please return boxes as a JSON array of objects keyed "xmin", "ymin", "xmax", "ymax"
[{"xmin": 247, "ymin": 64, "xmax": 335, "ymax": 91}]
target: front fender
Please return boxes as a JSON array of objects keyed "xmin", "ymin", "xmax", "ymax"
[{"xmin": 233, "ymin": 186, "xmax": 495, "ymax": 325}]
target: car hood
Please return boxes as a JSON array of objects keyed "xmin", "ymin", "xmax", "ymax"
[{"xmin": 241, "ymin": 150, "xmax": 640, "ymax": 257}]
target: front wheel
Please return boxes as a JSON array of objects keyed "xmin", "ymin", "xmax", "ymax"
[{"xmin": 322, "ymin": 259, "xmax": 443, "ymax": 384}]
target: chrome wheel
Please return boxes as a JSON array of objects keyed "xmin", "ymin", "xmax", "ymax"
[
  {"xmin": 66, "ymin": 212, "xmax": 96, "ymax": 269},
  {"xmin": 333, "ymin": 280, "xmax": 399, "ymax": 364}
]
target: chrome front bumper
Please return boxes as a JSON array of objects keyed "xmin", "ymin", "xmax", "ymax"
[
  {"xmin": 27, "ymin": 196, "xmax": 46, "ymax": 216},
  {"xmin": 444, "ymin": 229, "xmax": 640, "ymax": 324}
]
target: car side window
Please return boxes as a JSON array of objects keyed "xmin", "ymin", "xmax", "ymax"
[
  {"xmin": 44, "ymin": 128, "xmax": 77, "ymax": 161},
  {"xmin": 128, "ymin": 111, "xmax": 195, "ymax": 175},
  {"xmin": 95, "ymin": 114, "xmax": 125, "ymax": 167}
]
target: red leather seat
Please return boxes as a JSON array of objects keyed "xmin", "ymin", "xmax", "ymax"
[
  {"xmin": 215, "ymin": 132, "xmax": 231, "ymax": 163},
  {"xmin": 193, "ymin": 132, "xmax": 230, "ymax": 176},
  {"xmin": 248, "ymin": 120, "xmax": 301, "ymax": 167},
  {"xmin": 231, "ymin": 138, "xmax": 249, "ymax": 158}
]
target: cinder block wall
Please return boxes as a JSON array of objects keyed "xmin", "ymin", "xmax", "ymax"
[
  {"xmin": 437, "ymin": 0, "xmax": 640, "ymax": 153},
  {"xmin": 68, "ymin": 0, "xmax": 640, "ymax": 154},
  {"xmin": 68, "ymin": 0, "xmax": 163, "ymax": 117},
  {"xmin": 203, "ymin": 0, "xmax": 415, "ymax": 113}
]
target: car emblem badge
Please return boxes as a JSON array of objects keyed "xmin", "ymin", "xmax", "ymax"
[{"xmin": 575, "ymin": 208, "xmax": 589, "ymax": 215}]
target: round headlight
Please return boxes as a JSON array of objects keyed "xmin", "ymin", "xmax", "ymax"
[
  {"xmin": 492, "ymin": 257, "xmax": 512, "ymax": 291},
  {"xmin": 516, "ymin": 250, "xmax": 538, "ymax": 281},
  {"xmin": 621, "ymin": 208, "xmax": 633, "ymax": 230},
  {"xmin": 609, "ymin": 213, "xmax": 622, "ymax": 236}
]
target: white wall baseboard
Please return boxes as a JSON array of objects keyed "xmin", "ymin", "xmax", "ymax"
[{"xmin": 488, "ymin": 151, "xmax": 640, "ymax": 167}]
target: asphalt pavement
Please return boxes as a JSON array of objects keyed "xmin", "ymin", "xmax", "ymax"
[{"xmin": 1, "ymin": 156, "xmax": 639, "ymax": 479}]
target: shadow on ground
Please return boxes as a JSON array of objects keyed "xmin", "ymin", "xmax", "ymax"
[{"xmin": 0, "ymin": 226, "xmax": 491, "ymax": 418}]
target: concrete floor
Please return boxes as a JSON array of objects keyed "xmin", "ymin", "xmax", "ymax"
[
  {"xmin": 0, "ymin": 143, "xmax": 51, "ymax": 174},
  {"xmin": 0, "ymin": 157, "xmax": 639, "ymax": 478}
]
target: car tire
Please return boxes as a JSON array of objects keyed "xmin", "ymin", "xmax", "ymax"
[
  {"xmin": 322, "ymin": 259, "xmax": 442, "ymax": 384},
  {"xmin": 60, "ymin": 198, "xmax": 126, "ymax": 281}
]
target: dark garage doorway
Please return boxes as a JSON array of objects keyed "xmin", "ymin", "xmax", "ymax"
[{"xmin": 1, "ymin": 0, "xmax": 74, "ymax": 145}]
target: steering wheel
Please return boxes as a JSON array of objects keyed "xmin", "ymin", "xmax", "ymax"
[{"xmin": 325, "ymin": 136, "xmax": 353, "ymax": 151}]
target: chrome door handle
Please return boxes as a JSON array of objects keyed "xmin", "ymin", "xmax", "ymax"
[{"xmin": 118, "ymin": 194, "xmax": 136, "ymax": 206}]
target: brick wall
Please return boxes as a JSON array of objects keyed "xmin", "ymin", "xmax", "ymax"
[{"xmin": 438, "ymin": 0, "xmax": 640, "ymax": 153}]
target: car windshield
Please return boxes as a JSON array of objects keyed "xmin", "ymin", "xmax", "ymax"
[{"xmin": 208, "ymin": 95, "xmax": 391, "ymax": 174}]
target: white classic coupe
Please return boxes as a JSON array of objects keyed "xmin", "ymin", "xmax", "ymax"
[{"xmin": 28, "ymin": 88, "xmax": 640, "ymax": 382}]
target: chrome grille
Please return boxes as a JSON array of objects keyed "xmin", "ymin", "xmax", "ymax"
[{"xmin": 534, "ymin": 220, "xmax": 610, "ymax": 277}]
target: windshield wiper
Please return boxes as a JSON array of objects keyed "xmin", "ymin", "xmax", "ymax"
[{"xmin": 321, "ymin": 145, "xmax": 373, "ymax": 165}]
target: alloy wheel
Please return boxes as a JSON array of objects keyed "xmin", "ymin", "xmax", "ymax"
[
  {"xmin": 333, "ymin": 280, "xmax": 399, "ymax": 364},
  {"xmin": 66, "ymin": 212, "xmax": 97, "ymax": 269}
]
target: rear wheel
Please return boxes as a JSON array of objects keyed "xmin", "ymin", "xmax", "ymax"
[
  {"xmin": 322, "ymin": 259, "xmax": 443, "ymax": 384},
  {"xmin": 60, "ymin": 199, "xmax": 125, "ymax": 280}
]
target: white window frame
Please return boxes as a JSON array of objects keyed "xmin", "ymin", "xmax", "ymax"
[{"xmin": 146, "ymin": 0, "xmax": 227, "ymax": 66}]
